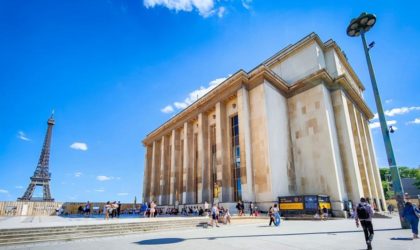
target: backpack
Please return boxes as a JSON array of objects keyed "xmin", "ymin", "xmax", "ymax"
[{"xmin": 357, "ymin": 204, "xmax": 369, "ymax": 219}]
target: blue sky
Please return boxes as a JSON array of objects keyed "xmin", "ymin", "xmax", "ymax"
[{"xmin": 0, "ymin": 0, "xmax": 419, "ymax": 202}]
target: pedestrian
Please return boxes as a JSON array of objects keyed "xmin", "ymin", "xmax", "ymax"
[
  {"xmin": 104, "ymin": 201, "xmax": 111, "ymax": 220},
  {"xmin": 204, "ymin": 201, "xmax": 209, "ymax": 217},
  {"xmin": 224, "ymin": 208, "xmax": 231, "ymax": 224},
  {"xmin": 402, "ymin": 201, "xmax": 420, "ymax": 239},
  {"xmin": 111, "ymin": 201, "xmax": 117, "ymax": 218},
  {"xmin": 210, "ymin": 204, "xmax": 220, "ymax": 227},
  {"xmin": 84, "ymin": 201, "xmax": 91, "ymax": 216},
  {"xmin": 387, "ymin": 204, "xmax": 393, "ymax": 215},
  {"xmin": 117, "ymin": 201, "xmax": 121, "ymax": 217},
  {"xmin": 355, "ymin": 197, "xmax": 374, "ymax": 250},
  {"xmin": 150, "ymin": 201, "xmax": 156, "ymax": 218},
  {"xmin": 321, "ymin": 206, "xmax": 328, "ymax": 220},
  {"xmin": 249, "ymin": 202, "xmax": 254, "ymax": 216},
  {"xmin": 268, "ymin": 206, "xmax": 274, "ymax": 226}
]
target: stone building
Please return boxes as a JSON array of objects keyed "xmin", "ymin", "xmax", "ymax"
[{"xmin": 142, "ymin": 33, "xmax": 386, "ymax": 215}]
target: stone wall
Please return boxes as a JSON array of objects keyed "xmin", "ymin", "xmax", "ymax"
[{"xmin": 0, "ymin": 201, "xmax": 63, "ymax": 216}]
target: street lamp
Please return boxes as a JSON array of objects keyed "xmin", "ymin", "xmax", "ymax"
[{"xmin": 347, "ymin": 12, "xmax": 409, "ymax": 228}]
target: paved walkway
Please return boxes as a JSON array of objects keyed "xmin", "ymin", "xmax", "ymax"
[{"xmin": 1, "ymin": 215, "xmax": 419, "ymax": 249}]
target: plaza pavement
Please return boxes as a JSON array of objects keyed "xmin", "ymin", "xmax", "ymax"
[{"xmin": 0, "ymin": 214, "xmax": 419, "ymax": 250}]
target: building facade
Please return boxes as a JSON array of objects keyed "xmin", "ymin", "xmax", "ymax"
[{"xmin": 142, "ymin": 33, "xmax": 386, "ymax": 215}]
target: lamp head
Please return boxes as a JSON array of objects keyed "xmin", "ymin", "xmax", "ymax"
[
  {"xmin": 389, "ymin": 126, "xmax": 395, "ymax": 133},
  {"xmin": 347, "ymin": 12, "xmax": 376, "ymax": 37}
]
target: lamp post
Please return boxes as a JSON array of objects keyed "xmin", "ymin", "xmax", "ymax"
[{"xmin": 346, "ymin": 12, "xmax": 409, "ymax": 228}]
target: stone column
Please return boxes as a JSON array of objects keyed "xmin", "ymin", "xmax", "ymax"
[
  {"xmin": 198, "ymin": 113, "xmax": 209, "ymax": 203},
  {"xmin": 215, "ymin": 102, "xmax": 231, "ymax": 202},
  {"xmin": 330, "ymin": 90, "xmax": 364, "ymax": 203},
  {"xmin": 348, "ymin": 103, "xmax": 372, "ymax": 199},
  {"xmin": 143, "ymin": 145, "xmax": 153, "ymax": 203},
  {"xmin": 170, "ymin": 129, "xmax": 179, "ymax": 205},
  {"xmin": 365, "ymin": 121, "xmax": 387, "ymax": 211},
  {"xmin": 183, "ymin": 122, "xmax": 193, "ymax": 204},
  {"xmin": 159, "ymin": 136, "xmax": 166, "ymax": 204},
  {"xmin": 357, "ymin": 111, "xmax": 378, "ymax": 204},
  {"xmin": 237, "ymin": 87, "xmax": 254, "ymax": 202},
  {"xmin": 150, "ymin": 141, "xmax": 157, "ymax": 201}
]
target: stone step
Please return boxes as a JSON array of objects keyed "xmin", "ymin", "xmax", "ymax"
[
  {"xmin": 0, "ymin": 219, "xmax": 208, "ymax": 246},
  {"xmin": 0, "ymin": 219, "xmax": 204, "ymax": 234},
  {"xmin": 0, "ymin": 224, "xmax": 200, "ymax": 244},
  {"xmin": 0, "ymin": 222, "xmax": 201, "ymax": 239}
]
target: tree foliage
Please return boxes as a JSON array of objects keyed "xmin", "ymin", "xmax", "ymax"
[{"xmin": 379, "ymin": 166, "xmax": 420, "ymax": 195}]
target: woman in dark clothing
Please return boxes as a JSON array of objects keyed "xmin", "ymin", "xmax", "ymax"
[{"xmin": 402, "ymin": 201, "xmax": 420, "ymax": 239}]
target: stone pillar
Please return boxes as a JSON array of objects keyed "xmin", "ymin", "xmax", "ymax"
[
  {"xmin": 365, "ymin": 121, "xmax": 387, "ymax": 211},
  {"xmin": 356, "ymin": 111, "xmax": 378, "ymax": 204},
  {"xmin": 198, "ymin": 113, "xmax": 209, "ymax": 204},
  {"xmin": 143, "ymin": 145, "xmax": 153, "ymax": 203},
  {"xmin": 150, "ymin": 141, "xmax": 157, "ymax": 201},
  {"xmin": 183, "ymin": 122, "xmax": 193, "ymax": 204},
  {"xmin": 215, "ymin": 102, "xmax": 231, "ymax": 202},
  {"xmin": 237, "ymin": 87, "xmax": 254, "ymax": 202},
  {"xmin": 159, "ymin": 136, "xmax": 166, "ymax": 204},
  {"xmin": 360, "ymin": 114, "xmax": 382, "ymax": 211},
  {"xmin": 177, "ymin": 133, "xmax": 184, "ymax": 205},
  {"xmin": 330, "ymin": 90, "xmax": 364, "ymax": 204},
  {"xmin": 348, "ymin": 103, "xmax": 372, "ymax": 199},
  {"xmin": 169, "ymin": 129, "xmax": 179, "ymax": 205}
]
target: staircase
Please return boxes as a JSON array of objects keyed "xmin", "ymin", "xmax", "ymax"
[{"xmin": 0, "ymin": 218, "xmax": 208, "ymax": 246}]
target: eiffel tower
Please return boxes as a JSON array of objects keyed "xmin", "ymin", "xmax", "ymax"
[{"xmin": 18, "ymin": 113, "xmax": 55, "ymax": 201}]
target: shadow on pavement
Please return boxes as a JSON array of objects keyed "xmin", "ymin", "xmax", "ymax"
[
  {"xmin": 137, "ymin": 238, "xmax": 185, "ymax": 245},
  {"xmin": 135, "ymin": 228, "xmax": 403, "ymax": 245},
  {"xmin": 390, "ymin": 237, "xmax": 413, "ymax": 241}
]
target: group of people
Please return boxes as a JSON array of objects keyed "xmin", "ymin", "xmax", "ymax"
[
  {"xmin": 103, "ymin": 201, "xmax": 121, "ymax": 220},
  {"xmin": 209, "ymin": 203, "xmax": 232, "ymax": 227},
  {"xmin": 77, "ymin": 201, "xmax": 91, "ymax": 216}
]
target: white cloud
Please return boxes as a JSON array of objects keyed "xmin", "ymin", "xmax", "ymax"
[
  {"xmin": 74, "ymin": 172, "xmax": 82, "ymax": 177},
  {"xmin": 369, "ymin": 120, "xmax": 397, "ymax": 129},
  {"xmin": 94, "ymin": 189, "xmax": 105, "ymax": 192},
  {"xmin": 117, "ymin": 192, "xmax": 129, "ymax": 196},
  {"xmin": 372, "ymin": 106, "xmax": 420, "ymax": 120},
  {"xmin": 166, "ymin": 77, "xmax": 227, "ymax": 113},
  {"xmin": 70, "ymin": 142, "xmax": 88, "ymax": 151},
  {"xmin": 144, "ymin": 0, "xmax": 216, "ymax": 17},
  {"xmin": 161, "ymin": 105, "xmax": 174, "ymax": 114},
  {"xmin": 97, "ymin": 175, "xmax": 113, "ymax": 181},
  {"xmin": 407, "ymin": 118, "xmax": 420, "ymax": 125},
  {"xmin": 217, "ymin": 6, "xmax": 226, "ymax": 18},
  {"xmin": 15, "ymin": 186, "xmax": 23, "ymax": 189},
  {"xmin": 241, "ymin": 0, "xmax": 252, "ymax": 10},
  {"xmin": 384, "ymin": 106, "xmax": 420, "ymax": 117},
  {"xmin": 0, "ymin": 189, "xmax": 9, "ymax": 194},
  {"xmin": 385, "ymin": 99, "xmax": 393, "ymax": 104},
  {"xmin": 174, "ymin": 102, "xmax": 188, "ymax": 109},
  {"xmin": 17, "ymin": 131, "xmax": 31, "ymax": 141}
]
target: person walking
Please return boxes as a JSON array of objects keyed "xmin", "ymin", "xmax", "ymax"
[
  {"xmin": 204, "ymin": 201, "xmax": 209, "ymax": 217},
  {"xmin": 402, "ymin": 201, "xmax": 420, "ymax": 239},
  {"xmin": 268, "ymin": 206, "xmax": 274, "ymax": 226},
  {"xmin": 224, "ymin": 208, "xmax": 231, "ymax": 224},
  {"xmin": 355, "ymin": 197, "xmax": 374, "ymax": 250},
  {"xmin": 249, "ymin": 202, "xmax": 254, "ymax": 216},
  {"xmin": 104, "ymin": 201, "xmax": 111, "ymax": 220},
  {"xmin": 387, "ymin": 204, "xmax": 393, "ymax": 215},
  {"xmin": 117, "ymin": 201, "xmax": 121, "ymax": 218},
  {"xmin": 149, "ymin": 201, "xmax": 156, "ymax": 218},
  {"xmin": 210, "ymin": 204, "xmax": 219, "ymax": 227},
  {"xmin": 321, "ymin": 206, "xmax": 328, "ymax": 220}
]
